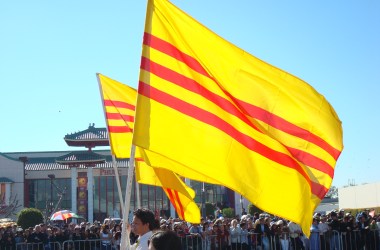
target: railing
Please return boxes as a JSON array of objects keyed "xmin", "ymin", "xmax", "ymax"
[{"xmin": 13, "ymin": 229, "xmax": 380, "ymax": 250}]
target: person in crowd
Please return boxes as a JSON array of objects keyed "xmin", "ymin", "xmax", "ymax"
[
  {"xmin": 148, "ymin": 230, "xmax": 182, "ymax": 250},
  {"xmin": 229, "ymin": 219, "xmax": 241, "ymax": 250},
  {"xmin": 310, "ymin": 217, "xmax": 320, "ymax": 250},
  {"xmin": 270, "ymin": 221, "xmax": 281, "ymax": 250},
  {"xmin": 254, "ymin": 216, "xmax": 271, "ymax": 250},
  {"xmin": 72, "ymin": 225, "xmax": 84, "ymax": 249},
  {"xmin": 202, "ymin": 221, "xmax": 212, "ymax": 250},
  {"xmin": 210, "ymin": 223, "xmax": 222, "ymax": 250},
  {"xmin": 328, "ymin": 211, "xmax": 341, "ymax": 250},
  {"xmin": 239, "ymin": 222, "xmax": 249, "ymax": 250},
  {"xmin": 318, "ymin": 215, "xmax": 330, "ymax": 250},
  {"xmin": 357, "ymin": 213, "xmax": 370, "ymax": 250},
  {"xmin": 288, "ymin": 221, "xmax": 305, "ymax": 250},
  {"xmin": 189, "ymin": 223, "xmax": 203, "ymax": 250},
  {"xmin": 100, "ymin": 224, "xmax": 113, "ymax": 250},
  {"xmin": 130, "ymin": 208, "xmax": 157, "ymax": 250},
  {"xmin": 277, "ymin": 219, "xmax": 290, "ymax": 250}
]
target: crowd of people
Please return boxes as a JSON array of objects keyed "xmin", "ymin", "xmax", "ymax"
[{"xmin": 1, "ymin": 208, "xmax": 380, "ymax": 250}]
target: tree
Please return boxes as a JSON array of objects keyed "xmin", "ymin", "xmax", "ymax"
[
  {"xmin": 0, "ymin": 193, "xmax": 21, "ymax": 219},
  {"xmin": 205, "ymin": 202, "xmax": 215, "ymax": 218},
  {"xmin": 222, "ymin": 207, "xmax": 235, "ymax": 218},
  {"xmin": 17, "ymin": 208, "xmax": 44, "ymax": 229},
  {"xmin": 248, "ymin": 204, "xmax": 263, "ymax": 215},
  {"xmin": 325, "ymin": 186, "xmax": 338, "ymax": 198}
]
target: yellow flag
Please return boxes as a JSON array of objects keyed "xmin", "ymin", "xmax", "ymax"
[
  {"xmin": 133, "ymin": 0, "xmax": 343, "ymax": 235},
  {"xmin": 97, "ymin": 73, "xmax": 201, "ymax": 223},
  {"xmin": 98, "ymin": 73, "xmax": 138, "ymax": 158},
  {"xmin": 136, "ymin": 158, "xmax": 201, "ymax": 223}
]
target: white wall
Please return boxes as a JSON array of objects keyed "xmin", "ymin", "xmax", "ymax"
[
  {"xmin": 338, "ymin": 182, "xmax": 380, "ymax": 209},
  {"xmin": 0, "ymin": 154, "xmax": 25, "ymax": 218}
]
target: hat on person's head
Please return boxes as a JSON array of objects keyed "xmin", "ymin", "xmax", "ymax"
[
  {"xmin": 241, "ymin": 214, "xmax": 248, "ymax": 221},
  {"xmin": 276, "ymin": 220, "xmax": 284, "ymax": 226},
  {"xmin": 330, "ymin": 211, "xmax": 338, "ymax": 217}
]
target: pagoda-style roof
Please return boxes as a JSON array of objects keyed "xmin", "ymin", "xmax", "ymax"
[
  {"xmin": 55, "ymin": 151, "xmax": 106, "ymax": 165},
  {"xmin": 64, "ymin": 124, "xmax": 109, "ymax": 148},
  {"xmin": 0, "ymin": 177, "xmax": 14, "ymax": 183}
]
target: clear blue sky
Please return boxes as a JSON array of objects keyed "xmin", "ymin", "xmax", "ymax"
[{"xmin": 1, "ymin": 0, "xmax": 379, "ymax": 188}]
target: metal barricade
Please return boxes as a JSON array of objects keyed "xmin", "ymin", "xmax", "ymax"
[
  {"xmin": 15, "ymin": 242, "xmax": 44, "ymax": 250},
  {"xmin": 47, "ymin": 241, "xmax": 62, "ymax": 250},
  {"xmin": 62, "ymin": 239, "xmax": 103, "ymax": 250}
]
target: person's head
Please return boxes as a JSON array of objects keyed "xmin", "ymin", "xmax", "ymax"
[
  {"xmin": 34, "ymin": 225, "xmax": 41, "ymax": 233},
  {"xmin": 148, "ymin": 230, "xmax": 181, "ymax": 250},
  {"xmin": 102, "ymin": 224, "xmax": 110, "ymax": 234},
  {"xmin": 132, "ymin": 208, "xmax": 156, "ymax": 236},
  {"xmin": 312, "ymin": 217, "xmax": 320, "ymax": 225}
]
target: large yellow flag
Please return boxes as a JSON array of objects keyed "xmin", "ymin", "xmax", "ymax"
[
  {"xmin": 98, "ymin": 73, "xmax": 201, "ymax": 223},
  {"xmin": 133, "ymin": 0, "xmax": 343, "ymax": 235}
]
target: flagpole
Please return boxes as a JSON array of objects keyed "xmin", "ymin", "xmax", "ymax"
[
  {"xmin": 135, "ymin": 175, "xmax": 141, "ymax": 208},
  {"xmin": 96, "ymin": 73, "xmax": 125, "ymax": 211},
  {"xmin": 120, "ymin": 145, "xmax": 137, "ymax": 250},
  {"xmin": 97, "ymin": 72, "xmax": 130, "ymax": 249},
  {"xmin": 112, "ymin": 155, "xmax": 125, "ymax": 214}
]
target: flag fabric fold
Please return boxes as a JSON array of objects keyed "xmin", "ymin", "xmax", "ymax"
[
  {"xmin": 133, "ymin": 0, "xmax": 343, "ymax": 235},
  {"xmin": 97, "ymin": 73, "xmax": 201, "ymax": 223},
  {"xmin": 135, "ymin": 158, "xmax": 201, "ymax": 223}
]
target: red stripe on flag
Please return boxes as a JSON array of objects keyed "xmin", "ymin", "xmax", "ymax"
[
  {"xmin": 166, "ymin": 188, "xmax": 185, "ymax": 219},
  {"xmin": 140, "ymin": 56, "xmax": 334, "ymax": 180},
  {"xmin": 143, "ymin": 32, "xmax": 341, "ymax": 161},
  {"xmin": 311, "ymin": 182, "xmax": 329, "ymax": 200},
  {"xmin": 287, "ymin": 148, "xmax": 334, "ymax": 178},
  {"xmin": 104, "ymin": 100, "xmax": 135, "ymax": 111},
  {"xmin": 138, "ymin": 81, "xmax": 326, "ymax": 200},
  {"xmin": 144, "ymin": 32, "xmax": 210, "ymax": 78},
  {"xmin": 108, "ymin": 126, "xmax": 133, "ymax": 133},
  {"xmin": 174, "ymin": 190, "xmax": 185, "ymax": 220},
  {"xmin": 106, "ymin": 112, "xmax": 134, "ymax": 122}
]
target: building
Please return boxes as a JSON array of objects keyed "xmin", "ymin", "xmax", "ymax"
[
  {"xmin": 0, "ymin": 124, "xmax": 230, "ymax": 222},
  {"xmin": 339, "ymin": 182, "xmax": 380, "ymax": 210}
]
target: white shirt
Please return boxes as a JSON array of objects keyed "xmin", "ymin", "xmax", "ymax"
[
  {"xmin": 230, "ymin": 226, "xmax": 242, "ymax": 243},
  {"xmin": 132, "ymin": 231, "xmax": 153, "ymax": 250},
  {"xmin": 288, "ymin": 222, "xmax": 302, "ymax": 238},
  {"xmin": 318, "ymin": 222, "xmax": 330, "ymax": 234}
]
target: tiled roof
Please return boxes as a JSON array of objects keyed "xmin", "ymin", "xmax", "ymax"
[
  {"xmin": 64, "ymin": 124, "xmax": 109, "ymax": 147},
  {"xmin": 23, "ymin": 152, "xmax": 129, "ymax": 171},
  {"xmin": 25, "ymin": 160, "xmax": 128, "ymax": 171},
  {"xmin": 55, "ymin": 151, "xmax": 106, "ymax": 165}
]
